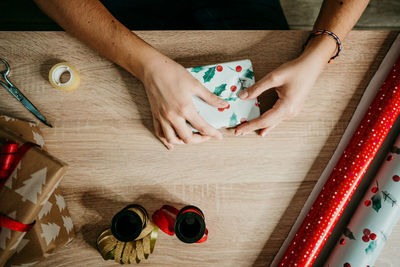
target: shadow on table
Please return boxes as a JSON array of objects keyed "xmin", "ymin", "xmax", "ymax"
[
  {"xmin": 252, "ymin": 31, "xmax": 399, "ymax": 267},
  {"xmin": 79, "ymin": 187, "xmax": 185, "ymax": 250}
]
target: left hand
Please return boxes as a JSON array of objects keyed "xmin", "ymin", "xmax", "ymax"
[{"xmin": 235, "ymin": 53, "xmax": 326, "ymax": 137}]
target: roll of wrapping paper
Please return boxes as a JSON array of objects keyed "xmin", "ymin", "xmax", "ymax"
[
  {"xmin": 97, "ymin": 227, "xmax": 158, "ymax": 264},
  {"xmin": 325, "ymin": 134, "xmax": 400, "ymax": 266},
  {"xmin": 276, "ymin": 55, "xmax": 400, "ymax": 267}
]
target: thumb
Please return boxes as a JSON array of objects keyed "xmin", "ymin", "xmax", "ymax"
[
  {"xmin": 239, "ymin": 73, "xmax": 282, "ymax": 100},
  {"xmin": 196, "ymin": 85, "xmax": 229, "ymax": 108}
]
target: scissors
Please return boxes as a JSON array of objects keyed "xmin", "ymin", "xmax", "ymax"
[{"xmin": 0, "ymin": 58, "xmax": 52, "ymax": 127}]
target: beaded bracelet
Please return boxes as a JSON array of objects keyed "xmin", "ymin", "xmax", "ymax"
[{"xmin": 304, "ymin": 29, "xmax": 342, "ymax": 63}]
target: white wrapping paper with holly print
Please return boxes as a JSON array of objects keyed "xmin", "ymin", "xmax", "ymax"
[
  {"xmin": 187, "ymin": 59, "xmax": 260, "ymax": 130},
  {"xmin": 325, "ymin": 133, "xmax": 400, "ymax": 267}
]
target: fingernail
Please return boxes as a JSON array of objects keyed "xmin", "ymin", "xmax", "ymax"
[
  {"xmin": 239, "ymin": 90, "xmax": 248, "ymax": 99},
  {"xmin": 218, "ymin": 99, "xmax": 228, "ymax": 107},
  {"xmin": 235, "ymin": 130, "xmax": 242, "ymax": 136},
  {"xmin": 261, "ymin": 131, "xmax": 267, "ymax": 137}
]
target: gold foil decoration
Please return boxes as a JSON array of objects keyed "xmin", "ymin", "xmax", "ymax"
[{"xmin": 96, "ymin": 226, "xmax": 158, "ymax": 264}]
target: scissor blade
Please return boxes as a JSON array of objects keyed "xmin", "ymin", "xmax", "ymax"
[
  {"xmin": 8, "ymin": 86, "xmax": 53, "ymax": 128},
  {"xmin": 20, "ymin": 98, "xmax": 53, "ymax": 127}
]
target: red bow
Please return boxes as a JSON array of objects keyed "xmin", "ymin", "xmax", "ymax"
[
  {"xmin": 0, "ymin": 139, "xmax": 35, "ymax": 234},
  {"xmin": 152, "ymin": 205, "xmax": 208, "ymax": 243}
]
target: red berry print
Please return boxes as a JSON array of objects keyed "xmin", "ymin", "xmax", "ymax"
[
  {"xmin": 230, "ymin": 85, "xmax": 237, "ymax": 92},
  {"xmin": 362, "ymin": 235, "xmax": 370, "ymax": 242},
  {"xmin": 393, "ymin": 175, "xmax": 400, "ymax": 182},
  {"xmin": 255, "ymin": 102, "xmax": 259, "ymax": 107},
  {"xmin": 339, "ymin": 238, "xmax": 345, "ymax": 245},
  {"xmin": 344, "ymin": 263, "xmax": 351, "ymax": 267},
  {"xmin": 371, "ymin": 187, "xmax": 378, "ymax": 193},
  {"xmin": 217, "ymin": 104, "xmax": 230, "ymax": 112},
  {"xmin": 364, "ymin": 200, "xmax": 371, "ymax": 206},
  {"xmin": 216, "ymin": 65, "xmax": 223, "ymax": 72},
  {"xmin": 236, "ymin": 65, "xmax": 242, "ymax": 72},
  {"xmin": 370, "ymin": 233, "xmax": 377, "ymax": 240},
  {"xmin": 363, "ymin": 228, "xmax": 370, "ymax": 235}
]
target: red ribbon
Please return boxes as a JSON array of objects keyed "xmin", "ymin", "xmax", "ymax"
[
  {"xmin": 0, "ymin": 139, "xmax": 35, "ymax": 234},
  {"xmin": 152, "ymin": 205, "xmax": 208, "ymax": 243}
]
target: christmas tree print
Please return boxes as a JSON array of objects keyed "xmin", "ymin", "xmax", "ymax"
[
  {"xmin": 0, "ymin": 225, "xmax": 11, "ymax": 250},
  {"xmin": 229, "ymin": 113, "xmax": 238, "ymax": 127},
  {"xmin": 55, "ymin": 194, "xmax": 66, "ymax": 212},
  {"xmin": 62, "ymin": 215, "xmax": 74, "ymax": 234},
  {"xmin": 40, "ymin": 222, "xmax": 60, "ymax": 245},
  {"xmin": 15, "ymin": 167, "xmax": 47, "ymax": 204},
  {"xmin": 203, "ymin": 66, "xmax": 216, "ymax": 83},
  {"xmin": 244, "ymin": 69, "xmax": 254, "ymax": 79},
  {"xmin": 41, "ymin": 177, "xmax": 63, "ymax": 205},
  {"xmin": 10, "ymin": 234, "xmax": 28, "ymax": 251},
  {"xmin": 32, "ymin": 131, "xmax": 45, "ymax": 147},
  {"xmin": 38, "ymin": 200, "xmax": 53, "ymax": 219},
  {"xmin": 214, "ymin": 84, "xmax": 226, "ymax": 96},
  {"xmin": 5, "ymin": 161, "xmax": 21, "ymax": 189},
  {"xmin": 0, "ymin": 211, "xmax": 16, "ymax": 250},
  {"xmin": 191, "ymin": 66, "xmax": 204, "ymax": 73},
  {"xmin": 343, "ymin": 228, "xmax": 356, "ymax": 240}
]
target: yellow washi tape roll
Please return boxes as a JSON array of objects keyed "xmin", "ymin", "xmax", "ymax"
[{"xmin": 48, "ymin": 62, "xmax": 80, "ymax": 91}]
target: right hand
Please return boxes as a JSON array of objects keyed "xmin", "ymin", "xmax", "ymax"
[{"xmin": 139, "ymin": 52, "xmax": 229, "ymax": 150}]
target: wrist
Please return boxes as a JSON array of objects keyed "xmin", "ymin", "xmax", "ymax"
[{"xmin": 301, "ymin": 34, "xmax": 338, "ymax": 66}]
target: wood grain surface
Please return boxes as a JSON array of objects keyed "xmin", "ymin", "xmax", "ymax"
[{"xmin": 0, "ymin": 30, "xmax": 399, "ymax": 266}]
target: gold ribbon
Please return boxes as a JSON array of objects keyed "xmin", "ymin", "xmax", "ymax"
[
  {"xmin": 97, "ymin": 226, "xmax": 158, "ymax": 264},
  {"xmin": 125, "ymin": 207, "xmax": 154, "ymax": 240}
]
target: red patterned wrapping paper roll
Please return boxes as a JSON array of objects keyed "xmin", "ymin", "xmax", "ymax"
[{"xmin": 277, "ymin": 56, "xmax": 400, "ymax": 267}]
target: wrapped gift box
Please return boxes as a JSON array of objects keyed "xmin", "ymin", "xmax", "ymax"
[
  {"xmin": 187, "ymin": 59, "xmax": 260, "ymax": 130},
  {"xmin": 0, "ymin": 120, "xmax": 68, "ymax": 266},
  {"xmin": 5, "ymin": 187, "xmax": 74, "ymax": 267}
]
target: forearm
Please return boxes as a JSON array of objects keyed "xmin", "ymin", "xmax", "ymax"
[
  {"xmin": 34, "ymin": 0, "xmax": 158, "ymax": 80},
  {"xmin": 302, "ymin": 0, "xmax": 370, "ymax": 64}
]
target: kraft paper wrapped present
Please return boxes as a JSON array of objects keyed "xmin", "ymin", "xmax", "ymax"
[
  {"xmin": 5, "ymin": 188, "xmax": 74, "ymax": 267},
  {"xmin": 187, "ymin": 59, "xmax": 260, "ymax": 130},
  {"xmin": 0, "ymin": 125, "xmax": 68, "ymax": 266},
  {"xmin": 0, "ymin": 116, "xmax": 74, "ymax": 266},
  {"xmin": 0, "ymin": 116, "xmax": 46, "ymax": 149}
]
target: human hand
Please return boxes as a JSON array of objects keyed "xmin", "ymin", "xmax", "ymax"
[
  {"xmin": 140, "ymin": 52, "xmax": 229, "ymax": 150},
  {"xmin": 235, "ymin": 53, "xmax": 326, "ymax": 137}
]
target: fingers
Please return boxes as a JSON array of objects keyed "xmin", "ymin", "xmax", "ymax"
[
  {"xmin": 259, "ymin": 125, "xmax": 276, "ymax": 137},
  {"xmin": 239, "ymin": 73, "xmax": 282, "ymax": 100},
  {"xmin": 155, "ymin": 110, "xmax": 214, "ymax": 149},
  {"xmin": 196, "ymin": 85, "xmax": 229, "ymax": 108},
  {"xmin": 235, "ymin": 99, "xmax": 287, "ymax": 136},
  {"xmin": 186, "ymin": 109, "xmax": 223, "ymax": 140},
  {"xmin": 159, "ymin": 118, "xmax": 184, "ymax": 148},
  {"xmin": 153, "ymin": 118, "xmax": 175, "ymax": 150}
]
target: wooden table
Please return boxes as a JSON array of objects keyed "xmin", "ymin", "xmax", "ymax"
[{"xmin": 0, "ymin": 30, "xmax": 399, "ymax": 266}]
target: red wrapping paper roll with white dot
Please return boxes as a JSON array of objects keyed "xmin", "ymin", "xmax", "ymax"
[{"xmin": 277, "ymin": 55, "xmax": 400, "ymax": 267}]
